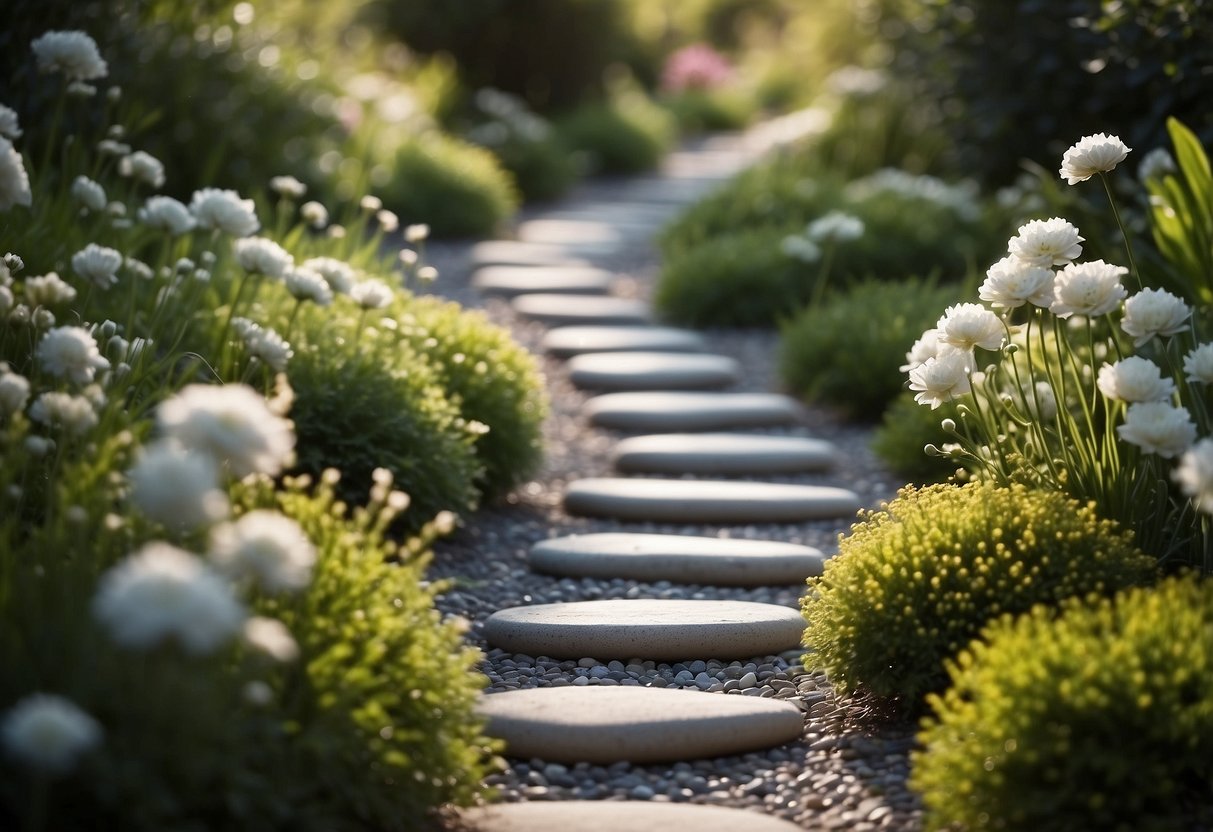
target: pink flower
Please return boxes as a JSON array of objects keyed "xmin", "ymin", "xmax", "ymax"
[{"xmin": 661, "ymin": 44, "xmax": 734, "ymax": 93}]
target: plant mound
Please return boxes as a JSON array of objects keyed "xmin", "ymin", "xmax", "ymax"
[
  {"xmin": 802, "ymin": 481, "xmax": 1156, "ymax": 704},
  {"xmin": 913, "ymin": 575, "xmax": 1213, "ymax": 832}
]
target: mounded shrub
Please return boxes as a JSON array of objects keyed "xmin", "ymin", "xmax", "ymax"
[
  {"xmin": 464, "ymin": 88, "xmax": 578, "ymax": 203},
  {"xmin": 802, "ymin": 481, "xmax": 1157, "ymax": 705},
  {"xmin": 913, "ymin": 575, "xmax": 1213, "ymax": 832},
  {"xmin": 661, "ymin": 89, "xmax": 754, "ymax": 134},
  {"xmin": 555, "ymin": 95, "xmax": 676, "ymax": 175},
  {"xmin": 870, "ymin": 391, "xmax": 962, "ymax": 484}
]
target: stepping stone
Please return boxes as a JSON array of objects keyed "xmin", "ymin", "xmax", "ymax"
[
  {"xmin": 512, "ymin": 294, "xmax": 650, "ymax": 327},
  {"xmin": 477, "ymin": 686, "xmax": 804, "ymax": 764},
  {"xmin": 563, "ymin": 479, "xmax": 861, "ymax": 524},
  {"xmin": 460, "ymin": 801, "xmax": 807, "ymax": 832},
  {"xmin": 516, "ymin": 218, "xmax": 625, "ymax": 253},
  {"xmin": 585, "ymin": 391, "xmax": 804, "ymax": 432},
  {"xmin": 483, "ymin": 599, "xmax": 804, "ymax": 660},
  {"xmin": 542, "ymin": 325, "xmax": 707, "ymax": 358},
  {"xmin": 470, "ymin": 240, "xmax": 592, "ymax": 268},
  {"xmin": 613, "ymin": 433, "xmax": 836, "ymax": 475},
  {"xmin": 568, "ymin": 352, "xmax": 739, "ymax": 391},
  {"xmin": 472, "ymin": 265, "xmax": 615, "ymax": 297},
  {"xmin": 530, "ymin": 532, "xmax": 828, "ymax": 585}
]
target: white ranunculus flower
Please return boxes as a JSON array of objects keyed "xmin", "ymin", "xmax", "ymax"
[
  {"xmin": 359, "ymin": 194, "xmax": 382, "ymax": 212},
  {"xmin": 350, "ymin": 278, "xmax": 394, "ymax": 310},
  {"xmin": 284, "ymin": 266, "xmax": 333, "ymax": 306},
  {"xmin": 0, "ymin": 104, "xmax": 22, "ymax": 140},
  {"xmin": 405, "ymin": 223, "xmax": 430, "ymax": 243},
  {"xmin": 805, "ymin": 211, "xmax": 865, "ymax": 243},
  {"xmin": 1175, "ymin": 438, "xmax": 1213, "ymax": 513},
  {"xmin": 417, "ymin": 265, "xmax": 438, "ymax": 284},
  {"xmin": 209, "ymin": 510, "xmax": 316, "ymax": 593},
  {"xmin": 1120, "ymin": 288, "xmax": 1190, "ymax": 347},
  {"xmin": 96, "ymin": 139, "xmax": 130, "ymax": 157},
  {"xmin": 1, "ymin": 693, "xmax": 102, "ymax": 774},
  {"xmin": 92, "ymin": 542, "xmax": 245, "ymax": 654},
  {"xmin": 1007, "ymin": 218, "xmax": 1084, "ymax": 267},
  {"xmin": 0, "ymin": 372, "xmax": 30, "ymax": 415},
  {"xmin": 242, "ymin": 617, "xmax": 300, "ymax": 662},
  {"xmin": 28, "ymin": 391, "xmax": 98, "ymax": 434},
  {"xmin": 126, "ymin": 440, "xmax": 230, "ymax": 530},
  {"xmin": 936, "ymin": 302, "xmax": 1004, "ymax": 352},
  {"xmin": 118, "ymin": 150, "xmax": 165, "ymax": 188},
  {"xmin": 1184, "ymin": 343, "xmax": 1213, "ymax": 384},
  {"xmin": 1060, "ymin": 133, "xmax": 1131, "ymax": 184},
  {"xmin": 232, "ymin": 236, "xmax": 292, "ymax": 278},
  {"xmin": 376, "ymin": 209, "xmax": 399, "ymax": 233},
  {"xmin": 189, "ymin": 187, "xmax": 259, "ymax": 237},
  {"xmin": 70, "ymin": 175, "xmax": 106, "ymax": 211},
  {"xmin": 302, "ymin": 257, "xmax": 355, "ymax": 294},
  {"xmin": 1096, "ymin": 357, "xmax": 1176, "ymax": 403},
  {"xmin": 909, "ymin": 350, "xmax": 972, "ymax": 410},
  {"xmin": 156, "ymin": 383, "xmax": 295, "ymax": 478},
  {"xmin": 1050, "ymin": 260, "xmax": 1128, "ymax": 319},
  {"xmin": 24, "ymin": 272, "xmax": 77, "ymax": 306},
  {"xmin": 269, "ymin": 175, "xmax": 306, "ymax": 198},
  {"xmin": 138, "ymin": 196, "xmax": 195, "ymax": 235},
  {"xmin": 71, "ymin": 243, "xmax": 122, "ymax": 289},
  {"xmin": 300, "ymin": 200, "xmax": 328, "ymax": 229},
  {"xmin": 1138, "ymin": 147, "xmax": 1176, "ymax": 183},
  {"xmin": 31, "ymin": 31, "xmax": 108, "ymax": 81},
  {"xmin": 978, "ymin": 255, "xmax": 1055, "ymax": 309},
  {"xmin": 0, "ymin": 138, "xmax": 32, "ymax": 212},
  {"xmin": 1116, "ymin": 401, "xmax": 1195, "ymax": 458},
  {"xmin": 780, "ymin": 234, "xmax": 822, "ymax": 264},
  {"xmin": 243, "ymin": 325, "xmax": 293, "ymax": 371},
  {"xmin": 900, "ymin": 328, "xmax": 948, "ymax": 373},
  {"xmin": 35, "ymin": 325, "xmax": 109, "ymax": 384}
]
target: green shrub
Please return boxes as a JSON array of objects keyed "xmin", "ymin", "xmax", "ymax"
[
  {"xmin": 661, "ymin": 89, "xmax": 754, "ymax": 134},
  {"xmin": 913, "ymin": 575, "xmax": 1213, "ymax": 832},
  {"xmin": 870, "ymin": 391, "xmax": 961, "ymax": 484},
  {"xmin": 802, "ymin": 481, "xmax": 1156, "ymax": 705},
  {"xmin": 779, "ymin": 278, "xmax": 955, "ymax": 418},
  {"xmin": 556, "ymin": 93, "xmax": 676, "ymax": 175},
  {"xmin": 464, "ymin": 89, "xmax": 578, "ymax": 203}
]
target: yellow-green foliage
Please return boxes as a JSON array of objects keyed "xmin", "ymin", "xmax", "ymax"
[
  {"xmin": 802, "ymin": 482, "xmax": 1156, "ymax": 705},
  {"xmin": 913, "ymin": 575, "xmax": 1213, "ymax": 832}
]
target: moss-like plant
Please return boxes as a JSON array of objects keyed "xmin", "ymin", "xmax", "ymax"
[
  {"xmin": 802, "ymin": 481, "xmax": 1156, "ymax": 705},
  {"xmin": 870, "ymin": 390, "xmax": 961, "ymax": 483},
  {"xmin": 913, "ymin": 575, "xmax": 1213, "ymax": 832}
]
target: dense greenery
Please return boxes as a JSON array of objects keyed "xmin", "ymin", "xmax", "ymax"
[{"xmin": 870, "ymin": 392, "xmax": 961, "ymax": 484}]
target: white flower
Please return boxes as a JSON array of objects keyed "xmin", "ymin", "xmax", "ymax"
[
  {"xmin": 376, "ymin": 209, "xmax": 399, "ymax": 233},
  {"xmin": 780, "ymin": 234, "xmax": 822, "ymax": 263},
  {"xmin": 28, "ymin": 391, "xmax": 98, "ymax": 434},
  {"xmin": 1, "ymin": 694, "xmax": 101, "ymax": 774},
  {"xmin": 71, "ymin": 243, "xmax": 123, "ymax": 289},
  {"xmin": 24, "ymin": 272, "xmax": 77, "ymax": 306},
  {"xmin": 0, "ymin": 371, "xmax": 30, "ymax": 415},
  {"xmin": 350, "ymin": 278, "xmax": 393, "ymax": 310},
  {"xmin": 1138, "ymin": 147, "xmax": 1176, "ymax": 183},
  {"xmin": 909, "ymin": 351, "xmax": 972, "ymax": 409},
  {"xmin": 232, "ymin": 236, "xmax": 292, "ymax": 278},
  {"xmin": 300, "ymin": 200, "xmax": 328, "ymax": 229},
  {"xmin": 1096, "ymin": 357, "xmax": 1176, "ymax": 403},
  {"xmin": 118, "ymin": 150, "xmax": 165, "ymax": 188},
  {"xmin": 70, "ymin": 175, "xmax": 106, "ymax": 211},
  {"xmin": 978, "ymin": 255, "xmax": 1055, "ymax": 309},
  {"xmin": 269, "ymin": 175, "xmax": 306, "ymax": 198},
  {"xmin": 209, "ymin": 510, "xmax": 315, "ymax": 592},
  {"xmin": 242, "ymin": 617, "xmax": 300, "ymax": 662},
  {"xmin": 35, "ymin": 325, "xmax": 109, "ymax": 384},
  {"xmin": 302, "ymin": 257, "xmax": 355, "ymax": 294},
  {"xmin": 1120, "ymin": 288, "xmax": 1190, "ymax": 347},
  {"xmin": 96, "ymin": 139, "xmax": 130, "ymax": 157},
  {"xmin": 417, "ymin": 265, "xmax": 438, "ymax": 283},
  {"xmin": 0, "ymin": 104, "xmax": 22, "ymax": 140},
  {"xmin": 405, "ymin": 223, "xmax": 429, "ymax": 243},
  {"xmin": 189, "ymin": 188, "xmax": 259, "ymax": 236},
  {"xmin": 1184, "ymin": 343, "xmax": 1213, "ymax": 384},
  {"xmin": 1175, "ymin": 438, "xmax": 1213, "ymax": 513},
  {"xmin": 805, "ymin": 211, "xmax": 865, "ymax": 243},
  {"xmin": 0, "ymin": 137, "xmax": 32, "ymax": 212},
  {"xmin": 1060, "ymin": 133, "xmax": 1131, "ymax": 184},
  {"xmin": 936, "ymin": 302, "xmax": 1004, "ymax": 352},
  {"xmin": 1020, "ymin": 380, "xmax": 1058, "ymax": 421},
  {"xmin": 92, "ymin": 542, "xmax": 245, "ymax": 654},
  {"xmin": 0, "ymin": 285, "xmax": 11, "ymax": 315},
  {"xmin": 126, "ymin": 440, "xmax": 230, "ymax": 530},
  {"xmin": 31, "ymin": 31, "xmax": 108, "ymax": 82},
  {"xmin": 359, "ymin": 194, "xmax": 382, "ymax": 212},
  {"xmin": 284, "ymin": 266, "xmax": 332, "ymax": 306},
  {"xmin": 900, "ymin": 328, "xmax": 948, "ymax": 373},
  {"xmin": 1050, "ymin": 260, "xmax": 1128, "ymax": 319},
  {"xmin": 399, "ymin": 249, "xmax": 418, "ymax": 267},
  {"xmin": 137, "ymin": 195, "xmax": 195, "ymax": 235},
  {"xmin": 67, "ymin": 81, "xmax": 96, "ymax": 98},
  {"xmin": 156, "ymin": 383, "xmax": 295, "ymax": 478},
  {"xmin": 1117, "ymin": 401, "xmax": 1195, "ymax": 458},
  {"xmin": 243, "ymin": 325, "xmax": 293, "ymax": 371},
  {"xmin": 1007, "ymin": 218, "xmax": 1084, "ymax": 267}
]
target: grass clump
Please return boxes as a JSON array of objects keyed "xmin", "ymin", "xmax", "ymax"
[
  {"xmin": 913, "ymin": 575, "xmax": 1213, "ymax": 832},
  {"xmin": 802, "ymin": 481, "xmax": 1156, "ymax": 705}
]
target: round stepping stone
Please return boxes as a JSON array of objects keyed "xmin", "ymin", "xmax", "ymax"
[
  {"xmin": 563, "ymin": 478, "xmax": 861, "ymax": 524},
  {"xmin": 530, "ymin": 532, "xmax": 828, "ymax": 585},
  {"xmin": 482, "ymin": 599, "xmax": 804, "ymax": 661},
  {"xmin": 471, "ymin": 265, "xmax": 614, "ymax": 297},
  {"xmin": 516, "ymin": 218, "xmax": 625, "ymax": 253},
  {"xmin": 460, "ymin": 801, "xmax": 807, "ymax": 832},
  {"xmin": 511, "ymin": 294, "xmax": 650, "ymax": 327},
  {"xmin": 613, "ymin": 433, "xmax": 835, "ymax": 475},
  {"xmin": 470, "ymin": 240, "xmax": 592, "ymax": 268},
  {"xmin": 542, "ymin": 325, "xmax": 707, "ymax": 358},
  {"xmin": 567, "ymin": 352, "xmax": 739, "ymax": 391},
  {"xmin": 477, "ymin": 686, "xmax": 804, "ymax": 764},
  {"xmin": 585, "ymin": 391, "xmax": 803, "ymax": 432}
]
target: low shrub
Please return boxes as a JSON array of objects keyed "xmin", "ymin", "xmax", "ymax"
[
  {"xmin": 555, "ymin": 92, "xmax": 676, "ymax": 176},
  {"xmin": 870, "ymin": 391, "xmax": 961, "ymax": 484},
  {"xmin": 464, "ymin": 89, "xmax": 578, "ymax": 203},
  {"xmin": 660, "ymin": 89, "xmax": 754, "ymax": 134},
  {"xmin": 913, "ymin": 575, "xmax": 1213, "ymax": 832},
  {"xmin": 802, "ymin": 481, "xmax": 1156, "ymax": 705}
]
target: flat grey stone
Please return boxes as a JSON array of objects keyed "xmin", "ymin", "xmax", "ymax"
[
  {"xmin": 542, "ymin": 325, "xmax": 707, "ymax": 358},
  {"xmin": 613, "ymin": 433, "xmax": 836, "ymax": 475},
  {"xmin": 470, "ymin": 240, "xmax": 592, "ymax": 268},
  {"xmin": 511, "ymin": 294, "xmax": 650, "ymax": 327},
  {"xmin": 563, "ymin": 478, "xmax": 861, "ymax": 524},
  {"xmin": 460, "ymin": 801, "xmax": 806, "ymax": 831},
  {"xmin": 483, "ymin": 599, "xmax": 804, "ymax": 661},
  {"xmin": 567, "ymin": 352, "xmax": 739, "ymax": 391},
  {"xmin": 516, "ymin": 218, "xmax": 625, "ymax": 253},
  {"xmin": 530, "ymin": 532, "xmax": 828, "ymax": 585},
  {"xmin": 585, "ymin": 391, "xmax": 804, "ymax": 432},
  {"xmin": 472, "ymin": 265, "xmax": 614, "ymax": 297}
]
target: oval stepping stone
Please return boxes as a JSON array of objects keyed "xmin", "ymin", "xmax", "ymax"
[
  {"xmin": 542, "ymin": 325, "xmax": 707, "ymax": 358},
  {"xmin": 512, "ymin": 294, "xmax": 650, "ymax": 327},
  {"xmin": 483, "ymin": 599, "xmax": 804, "ymax": 660},
  {"xmin": 586, "ymin": 391, "xmax": 803, "ymax": 432},
  {"xmin": 568, "ymin": 352, "xmax": 739, "ymax": 391},
  {"xmin": 470, "ymin": 240, "xmax": 592, "ymax": 268},
  {"xmin": 563, "ymin": 478, "xmax": 861, "ymax": 524},
  {"xmin": 530, "ymin": 532, "xmax": 828, "ymax": 585},
  {"xmin": 471, "ymin": 265, "xmax": 614, "ymax": 297},
  {"xmin": 460, "ymin": 802, "xmax": 806, "ymax": 832},
  {"xmin": 516, "ymin": 218, "xmax": 625, "ymax": 253},
  {"xmin": 613, "ymin": 433, "xmax": 835, "ymax": 475},
  {"xmin": 477, "ymin": 686, "xmax": 803, "ymax": 764}
]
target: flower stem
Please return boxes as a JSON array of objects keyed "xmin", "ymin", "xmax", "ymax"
[{"xmin": 1100, "ymin": 173, "xmax": 1141, "ymax": 289}]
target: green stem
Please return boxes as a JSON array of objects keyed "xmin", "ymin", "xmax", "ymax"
[{"xmin": 1100, "ymin": 173, "xmax": 1141, "ymax": 289}]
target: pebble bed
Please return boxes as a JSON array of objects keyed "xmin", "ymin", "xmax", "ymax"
[{"xmin": 420, "ymin": 140, "xmax": 924, "ymax": 830}]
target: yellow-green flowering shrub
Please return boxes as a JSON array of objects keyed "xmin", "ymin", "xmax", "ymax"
[
  {"xmin": 913, "ymin": 575, "xmax": 1213, "ymax": 832},
  {"xmin": 802, "ymin": 481, "xmax": 1156, "ymax": 705}
]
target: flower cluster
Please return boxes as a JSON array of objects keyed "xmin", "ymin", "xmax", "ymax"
[{"xmin": 661, "ymin": 43, "xmax": 734, "ymax": 93}]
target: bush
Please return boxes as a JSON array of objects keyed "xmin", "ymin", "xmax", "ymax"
[
  {"xmin": 870, "ymin": 391, "xmax": 961, "ymax": 484},
  {"xmin": 913, "ymin": 575, "xmax": 1213, "ymax": 832},
  {"xmin": 779, "ymin": 278, "xmax": 955, "ymax": 418},
  {"xmin": 555, "ymin": 92, "xmax": 676, "ymax": 176},
  {"xmin": 660, "ymin": 89, "xmax": 755, "ymax": 134},
  {"xmin": 802, "ymin": 481, "xmax": 1157, "ymax": 705},
  {"xmin": 464, "ymin": 89, "xmax": 578, "ymax": 203}
]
